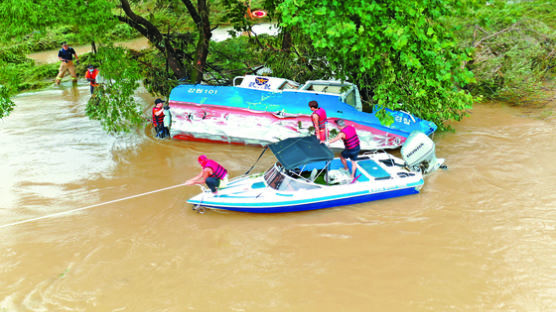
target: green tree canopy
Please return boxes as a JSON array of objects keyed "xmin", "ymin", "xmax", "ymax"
[
  {"xmin": 0, "ymin": 0, "xmax": 118, "ymax": 43},
  {"xmin": 278, "ymin": 0, "xmax": 475, "ymax": 129},
  {"xmin": 86, "ymin": 46, "xmax": 144, "ymax": 133},
  {"xmin": 451, "ymin": 0, "xmax": 556, "ymax": 100},
  {"xmin": 2, "ymin": 0, "xmax": 493, "ymax": 133}
]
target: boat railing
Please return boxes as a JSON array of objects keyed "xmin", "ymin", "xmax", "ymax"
[{"xmin": 264, "ymin": 164, "xmax": 321, "ymax": 191}]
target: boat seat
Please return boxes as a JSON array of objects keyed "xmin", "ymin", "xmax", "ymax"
[
  {"xmin": 309, "ymin": 168, "xmax": 318, "ymax": 181},
  {"xmin": 326, "ymin": 169, "xmax": 351, "ymax": 184},
  {"xmin": 357, "ymin": 159, "xmax": 391, "ymax": 180}
]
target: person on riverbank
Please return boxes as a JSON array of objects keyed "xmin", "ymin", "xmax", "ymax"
[
  {"xmin": 309, "ymin": 100, "xmax": 328, "ymax": 142},
  {"xmin": 85, "ymin": 65, "xmax": 99, "ymax": 94},
  {"xmin": 152, "ymin": 98, "xmax": 165, "ymax": 138},
  {"xmin": 328, "ymin": 119, "xmax": 361, "ymax": 181},
  {"xmin": 185, "ymin": 155, "xmax": 228, "ymax": 194},
  {"xmin": 55, "ymin": 42, "xmax": 79, "ymax": 85}
]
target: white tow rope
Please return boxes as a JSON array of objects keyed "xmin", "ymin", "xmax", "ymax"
[{"xmin": 0, "ymin": 183, "xmax": 186, "ymax": 230}]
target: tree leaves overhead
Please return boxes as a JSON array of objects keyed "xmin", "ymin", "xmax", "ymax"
[
  {"xmin": 86, "ymin": 46, "xmax": 144, "ymax": 134},
  {"xmin": 451, "ymin": 0, "xmax": 556, "ymax": 101},
  {"xmin": 0, "ymin": 84, "xmax": 15, "ymax": 118},
  {"xmin": 278, "ymin": 0, "xmax": 475, "ymax": 129},
  {"xmin": 5, "ymin": 0, "xmax": 550, "ymax": 132},
  {"xmin": 0, "ymin": 0, "xmax": 57, "ymax": 40},
  {"xmin": 0, "ymin": 0, "xmax": 117, "ymax": 43}
]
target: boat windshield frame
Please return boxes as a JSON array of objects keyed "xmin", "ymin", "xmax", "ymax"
[{"xmin": 263, "ymin": 163, "xmax": 322, "ymax": 191}]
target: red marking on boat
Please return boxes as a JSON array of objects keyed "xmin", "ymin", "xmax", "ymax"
[
  {"xmin": 172, "ymin": 134, "xmax": 264, "ymax": 147},
  {"xmin": 169, "ymin": 101, "xmax": 407, "ymax": 146}
]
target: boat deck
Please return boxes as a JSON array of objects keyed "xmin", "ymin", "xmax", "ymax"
[{"xmin": 298, "ymin": 157, "xmax": 396, "ymax": 185}]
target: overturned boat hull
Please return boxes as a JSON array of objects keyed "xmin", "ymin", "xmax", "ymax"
[{"xmin": 169, "ymin": 82, "xmax": 437, "ymax": 150}]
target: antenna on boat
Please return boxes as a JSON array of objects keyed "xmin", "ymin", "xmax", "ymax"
[{"xmin": 243, "ymin": 146, "xmax": 268, "ymax": 175}]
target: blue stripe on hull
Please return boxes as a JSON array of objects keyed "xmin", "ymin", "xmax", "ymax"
[
  {"xmin": 193, "ymin": 187, "xmax": 420, "ymax": 213},
  {"xmin": 170, "ymin": 85, "xmax": 437, "ymax": 137}
]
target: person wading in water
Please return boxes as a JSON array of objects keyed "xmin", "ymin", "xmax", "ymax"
[
  {"xmin": 55, "ymin": 42, "xmax": 79, "ymax": 85},
  {"xmin": 85, "ymin": 65, "xmax": 99, "ymax": 94},
  {"xmin": 152, "ymin": 98, "xmax": 165, "ymax": 138}
]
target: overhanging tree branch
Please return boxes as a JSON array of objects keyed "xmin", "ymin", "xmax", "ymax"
[
  {"xmin": 117, "ymin": 0, "xmax": 188, "ymax": 79},
  {"xmin": 180, "ymin": 0, "xmax": 202, "ymax": 26}
]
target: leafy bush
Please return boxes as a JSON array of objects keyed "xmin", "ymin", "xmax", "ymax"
[
  {"xmin": 104, "ymin": 23, "xmax": 140, "ymax": 41},
  {"xmin": 138, "ymin": 48, "xmax": 180, "ymax": 97},
  {"xmin": 86, "ymin": 46, "xmax": 145, "ymax": 133},
  {"xmin": 0, "ymin": 46, "xmax": 59, "ymax": 93},
  {"xmin": 451, "ymin": 0, "xmax": 556, "ymax": 101},
  {"xmin": 0, "ymin": 84, "xmax": 15, "ymax": 118},
  {"xmin": 279, "ymin": 0, "xmax": 475, "ymax": 130}
]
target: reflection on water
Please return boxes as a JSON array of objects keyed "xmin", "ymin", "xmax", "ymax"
[{"xmin": 0, "ymin": 83, "xmax": 555, "ymax": 311}]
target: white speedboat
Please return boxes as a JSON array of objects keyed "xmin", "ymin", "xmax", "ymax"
[{"xmin": 188, "ymin": 132, "xmax": 445, "ymax": 213}]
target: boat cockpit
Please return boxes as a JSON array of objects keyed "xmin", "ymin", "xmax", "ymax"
[{"xmin": 263, "ymin": 163, "xmax": 322, "ymax": 191}]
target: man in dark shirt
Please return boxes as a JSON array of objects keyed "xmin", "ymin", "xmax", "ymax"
[{"xmin": 55, "ymin": 42, "xmax": 79, "ymax": 85}]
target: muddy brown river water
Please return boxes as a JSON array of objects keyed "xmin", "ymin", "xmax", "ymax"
[{"xmin": 0, "ymin": 79, "xmax": 555, "ymax": 311}]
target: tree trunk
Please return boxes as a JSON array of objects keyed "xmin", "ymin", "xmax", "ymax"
[
  {"xmin": 281, "ymin": 31, "xmax": 292, "ymax": 52},
  {"xmin": 192, "ymin": 0, "xmax": 212, "ymax": 83},
  {"xmin": 117, "ymin": 0, "xmax": 189, "ymax": 79}
]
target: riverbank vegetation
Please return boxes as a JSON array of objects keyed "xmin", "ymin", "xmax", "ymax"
[
  {"xmin": 452, "ymin": 0, "xmax": 555, "ymax": 101},
  {"xmin": 0, "ymin": 0, "xmax": 554, "ymax": 131}
]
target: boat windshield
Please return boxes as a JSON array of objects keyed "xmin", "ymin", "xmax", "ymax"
[
  {"xmin": 264, "ymin": 164, "xmax": 321, "ymax": 191},
  {"xmin": 343, "ymin": 89, "xmax": 357, "ymax": 109}
]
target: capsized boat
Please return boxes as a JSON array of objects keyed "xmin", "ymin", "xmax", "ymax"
[
  {"xmin": 169, "ymin": 75, "xmax": 437, "ymax": 150},
  {"xmin": 187, "ymin": 131, "xmax": 445, "ymax": 213}
]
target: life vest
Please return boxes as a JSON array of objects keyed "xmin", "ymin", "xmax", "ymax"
[
  {"xmin": 152, "ymin": 106, "xmax": 164, "ymax": 126},
  {"xmin": 203, "ymin": 159, "xmax": 227, "ymax": 179},
  {"xmin": 85, "ymin": 69, "xmax": 99, "ymax": 86},
  {"xmin": 312, "ymin": 107, "xmax": 327, "ymax": 130},
  {"xmin": 341, "ymin": 125, "xmax": 360, "ymax": 150}
]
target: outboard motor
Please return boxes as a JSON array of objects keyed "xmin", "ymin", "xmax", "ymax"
[{"xmin": 401, "ymin": 131, "xmax": 446, "ymax": 174}]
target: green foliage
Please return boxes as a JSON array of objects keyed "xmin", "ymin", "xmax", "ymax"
[
  {"xmin": 278, "ymin": 0, "xmax": 476, "ymax": 130},
  {"xmin": 206, "ymin": 30, "xmax": 333, "ymax": 85},
  {"xmin": 0, "ymin": 0, "xmax": 58, "ymax": 41},
  {"xmin": 450, "ymin": 0, "xmax": 556, "ymax": 101},
  {"xmin": 18, "ymin": 63, "xmax": 59, "ymax": 90},
  {"xmin": 0, "ymin": 0, "xmax": 122, "ymax": 53},
  {"xmin": 85, "ymin": 47, "xmax": 145, "ymax": 133},
  {"xmin": 104, "ymin": 23, "xmax": 140, "ymax": 42},
  {"xmin": 0, "ymin": 46, "xmax": 31, "ymax": 64},
  {"xmin": 0, "ymin": 46, "xmax": 58, "ymax": 96},
  {"xmin": 206, "ymin": 36, "xmax": 263, "ymax": 83},
  {"xmin": 0, "ymin": 84, "xmax": 15, "ymax": 118},
  {"xmin": 71, "ymin": 0, "xmax": 118, "ymax": 42},
  {"xmin": 8, "ymin": 0, "xmax": 536, "ymax": 132},
  {"xmin": 259, "ymin": 32, "xmax": 334, "ymax": 82},
  {"xmin": 138, "ymin": 49, "xmax": 180, "ymax": 96}
]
